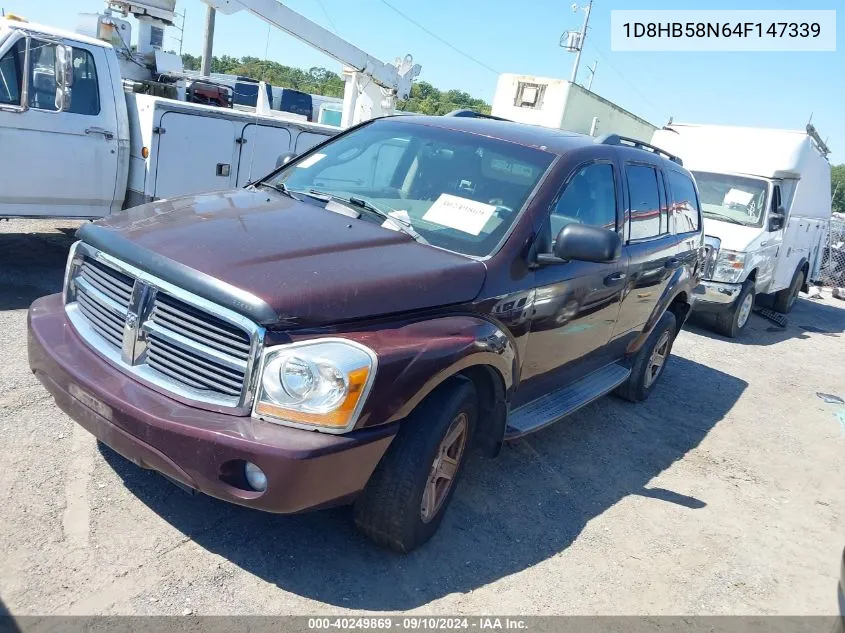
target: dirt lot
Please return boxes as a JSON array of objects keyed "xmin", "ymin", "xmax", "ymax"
[{"xmin": 1, "ymin": 219, "xmax": 843, "ymax": 616}]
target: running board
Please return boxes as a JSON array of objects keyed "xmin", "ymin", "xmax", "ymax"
[{"xmin": 505, "ymin": 363, "xmax": 631, "ymax": 440}]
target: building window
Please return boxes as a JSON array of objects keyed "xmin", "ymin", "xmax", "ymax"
[{"xmin": 514, "ymin": 82, "xmax": 546, "ymax": 109}]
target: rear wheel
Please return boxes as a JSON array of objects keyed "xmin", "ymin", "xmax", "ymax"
[
  {"xmin": 616, "ymin": 310, "xmax": 677, "ymax": 403},
  {"xmin": 773, "ymin": 267, "xmax": 804, "ymax": 314},
  {"xmin": 715, "ymin": 279, "xmax": 755, "ymax": 338},
  {"xmin": 354, "ymin": 380, "xmax": 476, "ymax": 553}
]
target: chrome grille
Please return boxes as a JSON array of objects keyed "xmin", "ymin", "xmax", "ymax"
[
  {"xmin": 145, "ymin": 293, "xmax": 250, "ymax": 398},
  {"xmin": 64, "ymin": 243, "xmax": 263, "ymax": 412},
  {"xmin": 73, "ymin": 259, "xmax": 132, "ymax": 351}
]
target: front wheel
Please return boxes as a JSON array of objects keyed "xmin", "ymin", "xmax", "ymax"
[
  {"xmin": 354, "ymin": 380, "xmax": 476, "ymax": 553},
  {"xmin": 715, "ymin": 279, "xmax": 755, "ymax": 338}
]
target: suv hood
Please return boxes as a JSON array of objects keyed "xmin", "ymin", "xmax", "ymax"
[{"xmin": 79, "ymin": 189, "xmax": 487, "ymax": 327}]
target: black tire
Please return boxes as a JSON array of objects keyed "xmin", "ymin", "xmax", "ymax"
[
  {"xmin": 715, "ymin": 279, "xmax": 755, "ymax": 338},
  {"xmin": 354, "ymin": 380, "xmax": 477, "ymax": 553},
  {"xmin": 773, "ymin": 267, "xmax": 804, "ymax": 314},
  {"xmin": 616, "ymin": 310, "xmax": 677, "ymax": 403}
]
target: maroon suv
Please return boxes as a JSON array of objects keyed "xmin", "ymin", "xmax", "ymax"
[{"xmin": 28, "ymin": 115, "xmax": 703, "ymax": 552}]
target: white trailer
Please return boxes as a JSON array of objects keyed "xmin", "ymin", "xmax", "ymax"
[
  {"xmin": 491, "ymin": 73, "xmax": 656, "ymax": 142},
  {"xmin": 652, "ymin": 123, "xmax": 832, "ymax": 336}
]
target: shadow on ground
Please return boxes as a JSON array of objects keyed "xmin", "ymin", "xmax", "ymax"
[
  {"xmin": 100, "ymin": 354, "xmax": 746, "ymax": 611},
  {"xmin": 0, "ymin": 230, "xmax": 77, "ymax": 311},
  {"xmin": 686, "ymin": 295, "xmax": 844, "ymax": 346}
]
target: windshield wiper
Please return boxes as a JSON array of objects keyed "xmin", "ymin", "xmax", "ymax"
[
  {"xmin": 304, "ymin": 190, "xmax": 428, "ymax": 245},
  {"xmin": 702, "ymin": 211, "xmax": 746, "ymax": 226},
  {"xmin": 251, "ymin": 181, "xmax": 300, "ymax": 200}
]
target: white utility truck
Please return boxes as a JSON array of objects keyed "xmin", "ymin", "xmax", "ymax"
[
  {"xmin": 0, "ymin": 0, "xmax": 420, "ymax": 219},
  {"xmin": 652, "ymin": 123, "xmax": 831, "ymax": 337}
]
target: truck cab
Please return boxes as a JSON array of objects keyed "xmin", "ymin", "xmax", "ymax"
[
  {"xmin": 653, "ymin": 124, "xmax": 832, "ymax": 337},
  {"xmin": 0, "ymin": 17, "xmax": 128, "ymax": 218}
]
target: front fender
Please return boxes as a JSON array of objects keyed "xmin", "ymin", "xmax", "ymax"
[{"xmin": 336, "ymin": 315, "xmax": 517, "ymax": 429}]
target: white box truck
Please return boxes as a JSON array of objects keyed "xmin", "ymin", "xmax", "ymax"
[
  {"xmin": 0, "ymin": 17, "xmax": 338, "ymax": 219},
  {"xmin": 652, "ymin": 123, "xmax": 831, "ymax": 337}
]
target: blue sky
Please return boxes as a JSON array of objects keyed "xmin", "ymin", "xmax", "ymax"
[{"xmin": 4, "ymin": 0, "xmax": 842, "ymax": 162}]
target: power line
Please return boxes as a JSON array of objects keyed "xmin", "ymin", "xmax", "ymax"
[
  {"xmin": 590, "ymin": 45, "xmax": 668, "ymax": 123},
  {"xmin": 377, "ymin": 0, "xmax": 500, "ymax": 76},
  {"xmin": 315, "ymin": 0, "xmax": 341, "ymax": 36}
]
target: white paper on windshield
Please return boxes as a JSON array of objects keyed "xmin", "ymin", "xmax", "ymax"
[
  {"xmin": 422, "ymin": 194, "xmax": 496, "ymax": 236},
  {"xmin": 296, "ymin": 153, "xmax": 326, "ymax": 169},
  {"xmin": 723, "ymin": 188, "xmax": 753, "ymax": 208}
]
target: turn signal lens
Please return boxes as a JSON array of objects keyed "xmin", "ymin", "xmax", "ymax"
[{"xmin": 141, "ymin": 146, "xmax": 150, "ymax": 159}]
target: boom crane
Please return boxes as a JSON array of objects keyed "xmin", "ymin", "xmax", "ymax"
[{"xmin": 201, "ymin": 0, "xmax": 421, "ymax": 127}]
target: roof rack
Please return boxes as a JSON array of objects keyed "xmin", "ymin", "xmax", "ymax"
[
  {"xmin": 594, "ymin": 133, "xmax": 683, "ymax": 166},
  {"xmin": 444, "ymin": 109, "xmax": 511, "ymax": 121}
]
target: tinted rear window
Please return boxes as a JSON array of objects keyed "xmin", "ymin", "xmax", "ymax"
[{"xmin": 668, "ymin": 170, "xmax": 701, "ymax": 233}]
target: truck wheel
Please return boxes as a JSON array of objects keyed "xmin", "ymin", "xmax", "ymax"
[
  {"xmin": 354, "ymin": 380, "xmax": 477, "ymax": 553},
  {"xmin": 616, "ymin": 310, "xmax": 677, "ymax": 403},
  {"xmin": 773, "ymin": 267, "xmax": 804, "ymax": 314},
  {"xmin": 715, "ymin": 279, "xmax": 754, "ymax": 338}
]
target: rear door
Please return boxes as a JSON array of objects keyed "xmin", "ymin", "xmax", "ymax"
[
  {"xmin": 0, "ymin": 36, "xmax": 118, "ymax": 217},
  {"xmin": 612, "ymin": 159, "xmax": 684, "ymax": 337}
]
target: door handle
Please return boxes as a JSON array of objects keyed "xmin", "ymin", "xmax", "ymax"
[
  {"xmin": 665, "ymin": 257, "xmax": 681, "ymax": 269},
  {"xmin": 85, "ymin": 127, "xmax": 115, "ymax": 140},
  {"xmin": 604, "ymin": 271, "xmax": 626, "ymax": 286}
]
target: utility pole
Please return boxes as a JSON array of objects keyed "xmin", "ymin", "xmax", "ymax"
[
  {"xmin": 201, "ymin": 5, "xmax": 216, "ymax": 77},
  {"xmin": 568, "ymin": 0, "xmax": 592, "ymax": 84},
  {"xmin": 586, "ymin": 60, "xmax": 598, "ymax": 91},
  {"xmin": 175, "ymin": 9, "xmax": 187, "ymax": 56}
]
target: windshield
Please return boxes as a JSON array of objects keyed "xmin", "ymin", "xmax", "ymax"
[
  {"xmin": 267, "ymin": 120, "xmax": 555, "ymax": 257},
  {"xmin": 692, "ymin": 171, "xmax": 769, "ymax": 228}
]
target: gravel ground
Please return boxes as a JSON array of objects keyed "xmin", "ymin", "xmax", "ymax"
[{"xmin": 0, "ymin": 219, "xmax": 843, "ymax": 616}]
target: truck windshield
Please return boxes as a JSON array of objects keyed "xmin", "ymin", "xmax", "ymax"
[
  {"xmin": 267, "ymin": 120, "xmax": 555, "ymax": 257},
  {"xmin": 692, "ymin": 171, "xmax": 769, "ymax": 228}
]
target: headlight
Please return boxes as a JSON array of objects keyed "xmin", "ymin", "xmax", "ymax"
[
  {"xmin": 711, "ymin": 249, "xmax": 747, "ymax": 284},
  {"xmin": 253, "ymin": 339, "xmax": 377, "ymax": 433}
]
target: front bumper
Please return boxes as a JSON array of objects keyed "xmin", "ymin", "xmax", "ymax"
[
  {"xmin": 27, "ymin": 294, "xmax": 396, "ymax": 514},
  {"xmin": 692, "ymin": 280, "xmax": 743, "ymax": 313}
]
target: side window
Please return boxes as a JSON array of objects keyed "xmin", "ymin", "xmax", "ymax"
[
  {"xmin": 68, "ymin": 48, "xmax": 100, "ymax": 115},
  {"xmin": 668, "ymin": 170, "xmax": 701, "ymax": 233},
  {"xmin": 29, "ymin": 40, "xmax": 58, "ymax": 111},
  {"xmin": 626, "ymin": 164, "xmax": 662, "ymax": 240},
  {"xmin": 0, "ymin": 40, "xmax": 25, "ymax": 106},
  {"xmin": 549, "ymin": 162, "xmax": 617, "ymax": 241}
]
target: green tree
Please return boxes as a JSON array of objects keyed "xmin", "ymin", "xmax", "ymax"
[
  {"xmin": 182, "ymin": 54, "xmax": 492, "ymax": 115},
  {"xmin": 832, "ymin": 164, "xmax": 845, "ymax": 215}
]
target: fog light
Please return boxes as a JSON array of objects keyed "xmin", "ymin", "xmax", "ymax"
[{"xmin": 244, "ymin": 462, "xmax": 267, "ymax": 492}]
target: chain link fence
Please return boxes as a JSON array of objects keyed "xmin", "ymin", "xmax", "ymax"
[{"xmin": 818, "ymin": 215, "xmax": 845, "ymax": 288}]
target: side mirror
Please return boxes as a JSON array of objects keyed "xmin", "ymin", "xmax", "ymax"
[
  {"xmin": 54, "ymin": 44, "xmax": 74, "ymax": 112},
  {"xmin": 768, "ymin": 207, "xmax": 786, "ymax": 232},
  {"xmin": 275, "ymin": 151, "xmax": 297, "ymax": 168},
  {"xmin": 538, "ymin": 223, "xmax": 622, "ymax": 265}
]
